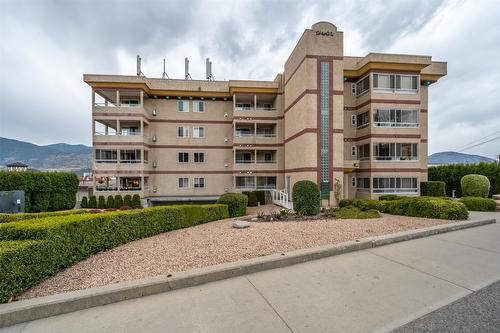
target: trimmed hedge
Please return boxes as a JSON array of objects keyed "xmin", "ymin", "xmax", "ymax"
[
  {"xmin": 0, "ymin": 171, "xmax": 79, "ymax": 213},
  {"xmin": 378, "ymin": 194, "xmax": 404, "ymax": 201},
  {"xmin": 421, "ymin": 181, "xmax": 446, "ymax": 197},
  {"xmin": 339, "ymin": 197, "xmax": 468, "ymax": 220},
  {"xmin": 123, "ymin": 195, "xmax": 132, "ymax": 207},
  {"xmin": 0, "ymin": 204, "xmax": 229, "ymax": 303},
  {"xmin": 216, "ymin": 193, "xmax": 247, "ymax": 217},
  {"xmin": 461, "ymin": 174, "xmax": 490, "ymax": 198},
  {"xmin": 106, "ymin": 196, "xmax": 114, "ymax": 209},
  {"xmin": 0, "ymin": 210, "xmax": 88, "ymax": 224},
  {"xmin": 132, "ymin": 194, "xmax": 141, "ymax": 207},
  {"xmin": 242, "ymin": 191, "xmax": 267, "ymax": 207},
  {"xmin": 88, "ymin": 195, "xmax": 97, "ymax": 208},
  {"xmin": 428, "ymin": 162, "xmax": 500, "ymax": 197},
  {"xmin": 97, "ymin": 196, "xmax": 106, "ymax": 209},
  {"xmin": 459, "ymin": 197, "xmax": 497, "ymax": 211},
  {"xmin": 114, "ymin": 195, "xmax": 123, "ymax": 209},
  {"xmin": 329, "ymin": 206, "xmax": 381, "ymax": 219},
  {"xmin": 81, "ymin": 196, "xmax": 88, "ymax": 208},
  {"xmin": 292, "ymin": 180, "xmax": 320, "ymax": 215}
]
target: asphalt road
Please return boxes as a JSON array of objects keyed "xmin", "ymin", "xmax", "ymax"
[{"xmin": 392, "ymin": 280, "xmax": 500, "ymax": 333}]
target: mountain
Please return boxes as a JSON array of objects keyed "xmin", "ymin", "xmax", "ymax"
[
  {"xmin": 0, "ymin": 137, "xmax": 92, "ymax": 171},
  {"xmin": 429, "ymin": 151, "xmax": 496, "ymax": 165}
]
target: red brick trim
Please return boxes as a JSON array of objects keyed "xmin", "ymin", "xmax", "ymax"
[
  {"xmin": 284, "ymin": 54, "xmax": 343, "ymax": 87},
  {"xmin": 284, "ymin": 128, "xmax": 318, "ymax": 143},
  {"xmin": 284, "ymin": 89, "xmax": 317, "ymax": 114},
  {"xmin": 355, "ymin": 99, "xmax": 421, "ymax": 110}
]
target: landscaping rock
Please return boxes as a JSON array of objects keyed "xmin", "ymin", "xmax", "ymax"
[
  {"xmin": 250, "ymin": 217, "xmax": 258, "ymax": 221},
  {"xmin": 232, "ymin": 220, "xmax": 250, "ymax": 229}
]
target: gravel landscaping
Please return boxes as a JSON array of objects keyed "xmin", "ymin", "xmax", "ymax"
[{"xmin": 19, "ymin": 206, "xmax": 454, "ymax": 300}]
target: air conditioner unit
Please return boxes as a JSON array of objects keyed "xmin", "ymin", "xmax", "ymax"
[
  {"xmin": 152, "ymin": 109, "xmax": 157, "ymax": 116},
  {"xmin": 224, "ymin": 137, "xmax": 229, "ymax": 142},
  {"xmin": 152, "ymin": 135, "xmax": 157, "ymax": 142},
  {"xmin": 224, "ymin": 113, "xmax": 228, "ymax": 118}
]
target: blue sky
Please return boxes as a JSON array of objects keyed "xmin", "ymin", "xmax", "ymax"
[{"xmin": 0, "ymin": 0, "xmax": 499, "ymax": 158}]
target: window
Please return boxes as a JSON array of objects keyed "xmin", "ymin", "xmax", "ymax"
[
  {"xmin": 235, "ymin": 152, "xmax": 253, "ymax": 163},
  {"xmin": 351, "ymin": 146, "xmax": 357, "ymax": 156},
  {"xmin": 193, "ymin": 101, "xmax": 204, "ymax": 112},
  {"xmin": 374, "ymin": 143, "xmax": 418, "ymax": 161},
  {"xmin": 357, "ymin": 177, "xmax": 370, "ymax": 191},
  {"xmin": 236, "ymin": 103, "xmax": 252, "ymax": 111},
  {"xmin": 120, "ymin": 99, "xmax": 139, "ymax": 107},
  {"xmin": 357, "ymin": 144, "xmax": 370, "ymax": 160},
  {"xmin": 144, "ymin": 150, "xmax": 149, "ymax": 163},
  {"xmin": 351, "ymin": 115, "xmax": 356, "ymax": 126},
  {"xmin": 194, "ymin": 152, "xmax": 205, "ymax": 163},
  {"xmin": 235, "ymin": 176, "xmax": 255, "ymax": 189},
  {"xmin": 194, "ymin": 177, "xmax": 205, "ymax": 188},
  {"xmin": 178, "ymin": 126, "xmax": 189, "ymax": 138},
  {"xmin": 120, "ymin": 177, "xmax": 141, "ymax": 190},
  {"xmin": 373, "ymin": 74, "xmax": 418, "ymax": 93},
  {"xmin": 373, "ymin": 109, "xmax": 419, "ymax": 128},
  {"xmin": 351, "ymin": 177, "xmax": 356, "ymax": 187},
  {"xmin": 320, "ymin": 61, "xmax": 330, "ymax": 193},
  {"xmin": 356, "ymin": 75, "xmax": 370, "ymax": 96},
  {"xmin": 95, "ymin": 149, "xmax": 117, "ymax": 163},
  {"xmin": 178, "ymin": 152, "xmax": 189, "ymax": 163},
  {"xmin": 264, "ymin": 152, "xmax": 273, "ymax": 162},
  {"xmin": 120, "ymin": 150, "xmax": 141, "ymax": 163},
  {"xmin": 256, "ymin": 176, "xmax": 277, "ymax": 189},
  {"xmin": 373, "ymin": 177, "xmax": 418, "ymax": 193},
  {"xmin": 235, "ymin": 127, "xmax": 252, "ymax": 137},
  {"xmin": 356, "ymin": 111, "xmax": 370, "ymax": 129},
  {"xmin": 177, "ymin": 100, "xmax": 189, "ymax": 112},
  {"xmin": 120, "ymin": 127, "xmax": 140, "ymax": 136},
  {"xmin": 178, "ymin": 177, "xmax": 189, "ymax": 189},
  {"xmin": 193, "ymin": 127, "xmax": 205, "ymax": 138}
]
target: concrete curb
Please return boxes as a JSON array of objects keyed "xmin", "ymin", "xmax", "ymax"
[{"xmin": 0, "ymin": 217, "xmax": 495, "ymax": 328}]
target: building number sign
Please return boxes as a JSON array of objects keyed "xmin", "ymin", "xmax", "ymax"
[{"xmin": 316, "ymin": 31, "xmax": 334, "ymax": 36}]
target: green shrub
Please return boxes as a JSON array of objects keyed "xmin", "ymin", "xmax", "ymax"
[
  {"xmin": 420, "ymin": 181, "xmax": 446, "ymax": 197},
  {"xmin": 459, "ymin": 197, "xmax": 497, "ymax": 211},
  {"xmin": 339, "ymin": 197, "xmax": 468, "ymax": 220},
  {"xmin": 132, "ymin": 194, "xmax": 141, "ymax": 207},
  {"xmin": 97, "ymin": 196, "xmax": 106, "ymax": 209},
  {"xmin": 292, "ymin": 180, "xmax": 320, "ymax": 215},
  {"xmin": 123, "ymin": 195, "xmax": 132, "ymax": 207},
  {"xmin": 328, "ymin": 206, "xmax": 380, "ymax": 219},
  {"xmin": 114, "ymin": 195, "xmax": 123, "ymax": 208},
  {"xmin": 88, "ymin": 195, "xmax": 97, "ymax": 208},
  {"xmin": 216, "ymin": 193, "xmax": 247, "ymax": 217},
  {"xmin": 242, "ymin": 191, "xmax": 258, "ymax": 207},
  {"xmin": 429, "ymin": 162, "xmax": 500, "ymax": 197},
  {"xmin": 0, "ymin": 210, "xmax": 88, "ymax": 224},
  {"xmin": 106, "ymin": 196, "xmax": 114, "ymax": 209},
  {"xmin": 255, "ymin": 190, "xmax": 267, "ymax": 205},
  {"xmin": 378, "ymin": 194, "xmax": 403, "ymax": 201},
  {"xmin": 461, "ymin": 174, "xmax": 490, "ymax": 198},
  {"xmin": 0, "ymin": 171, "xmax": 78, "ymax": 213},
  {"xmin": 80, "ymin": 196, "xmax": 88, "ymax": 208},
  {"xmin": 0, "ymin": 204, "xmax": 229, "ymax": 303}
]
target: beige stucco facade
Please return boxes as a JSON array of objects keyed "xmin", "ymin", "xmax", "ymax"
[{"xmin": 84, "ymin": 21, "xmax": 446, "ymax": 206}]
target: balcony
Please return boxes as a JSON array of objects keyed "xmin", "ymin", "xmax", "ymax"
[
  {"xmin": 233, "ymin": 150, "xmax": 278, "ymax": 171},
  {"xmin": 234, "ymin": 176, "xmax": 277, "ymax": 190},
  {"xmin": 233, "ymin": 94, "xmax": 278, "ymax": 117},
  {"xmin": 93, "ymin": 89, "xmax": 146, "ymax": 116},
  {"xmin": 93, "ymin": 120, "xmax": 148, "ymax": 144},
  {"xmin": 233, "ymin": 123, "xmax": 277, "ymax": 145}
]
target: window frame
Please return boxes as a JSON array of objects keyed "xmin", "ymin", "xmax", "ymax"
[
  {"xmin": 178, "ymin": 152, "xmax": 189, "ymax": 163},
  {"xmin": 194, "ymin": 152, "xmax": 205, "ymax": 163},
  {"xmin": 192, "ymin": 126, "xmax": 205, "ymax": 138},
  {"xmin": 177, "ymin": 126, "xmax": 189, "ymax": 138},
  {"xmin": 177, "ymin": 177, "xmax": 189, "ymax": 189},
  {"xmin": 177, "ymin": 100, "xmax": 190, "ymax": 112},
  {"xmin": 193, "ymin": 101, "xmax": 205, "ymax": 113},
  {"xmin": 193, "ymin": 177, "xmax": 205, "ymax": 188}
]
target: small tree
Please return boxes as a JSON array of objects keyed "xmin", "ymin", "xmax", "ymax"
[
  {"xmin": 114, "ymin": 195, "xmax": 123, "ymax": 208},
  {"xmin": 461, "ymin": 174, "xmax": 490, "ymax": 198},
  {"xmin": 292, "ymin": 180, "xmax": 320, "ymax": 215},
  {"xmin": 80, "ymin": 196, "xmax": 88, "ymax": 208},
  {"xmin": 216, "ymin": 193, "xmax": 248, "ymax": 217},
  {"xmin": 131, "ymin": 194, "xmax": 141, "ymax": 207},
  {"xmin": 123, "ymin": 194, "xmax": 132, "ymax": 206},
  {"xmin": 88, "ymin": 195, "xmax": 97, "ymax": 208},
  {"xmin": 106, "ymin": 195, "xmax": 114, "ymax": 209},
  {"xmin": 97, "ymin": 195, "xmax": 106, "ymax": 209}
]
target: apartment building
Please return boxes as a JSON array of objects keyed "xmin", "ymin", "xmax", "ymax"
[{"xmin": 84, "ymin": 21, "xmax": 446, "ymax": 207}]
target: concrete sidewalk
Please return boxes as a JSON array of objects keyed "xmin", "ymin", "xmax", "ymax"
[{"xmin": 2, "ymin": 212, "xmax": 499, "ymax": 333}]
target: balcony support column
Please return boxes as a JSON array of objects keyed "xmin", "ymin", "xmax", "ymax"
[
  {"xmin": 254, "ymin": 149, "xmax": 257, "ymax": 164},
  {"xmin": 92, "ymin": 90, "xmax": 95, "ymax": 106},
  {"xmin": 254, "ymin": 123, "xmax": 257, "ymax": 137},
  {"xmin": 254, "ymin": 95, "xmax": 257, "ymax": 111},
  {"xmin": 233, "ymin": 94, "xmax": 236, "ymax": 110},
  {"xmin": 116, "ymin": 90, "xmax": 120, "ymax": 107},
  {"xmin": 117, "ymin": 119, "xmax": 121, "ymax": 136},
  {"xmin": 92, "ymin": 119, "xmax": 95, "ymax": 136},
  {"xmin": 140, "ymin": 119, "xmax": 144, "ymax": 136},
  {"xmin": 140, "ymin": 90, "xmax": 144, "ymax": 107}
]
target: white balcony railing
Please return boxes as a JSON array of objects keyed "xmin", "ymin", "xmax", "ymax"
[
  {"xmin": 373, "ymin": 188, "xmax": 418, "ymax": 194},
  {"xmin": 374, "ymin": 156, "xmax": 418, "ymax": 161},
  {"xmin": 255, "ymin": 107, "xmax": 276, "ymax": 112}
]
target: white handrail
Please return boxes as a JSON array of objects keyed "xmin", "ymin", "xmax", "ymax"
[{"xmin": 270, "ymin": 189, "xmax": 292, "ymax": 209}]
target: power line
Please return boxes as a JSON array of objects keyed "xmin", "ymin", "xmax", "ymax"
[
  {"xmin": 458, "ymin": 135, "xmax": 500, "ymax": 152},
  {"xmin": 454, "ymin": 129, "xmax": 500, "ymax": 151}
]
